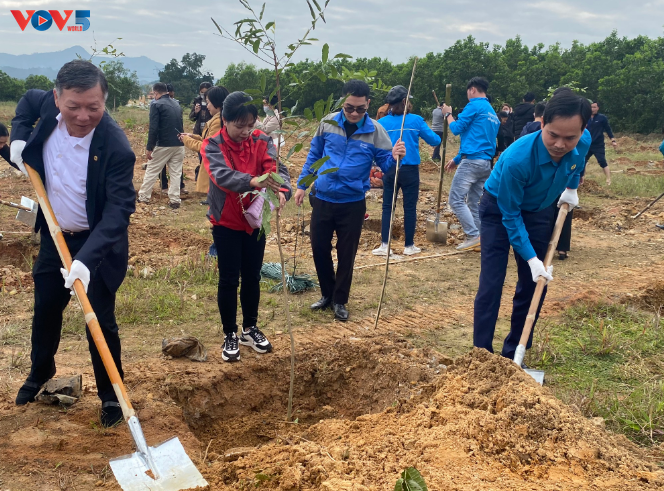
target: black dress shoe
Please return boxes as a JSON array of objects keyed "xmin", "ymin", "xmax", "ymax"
[
  {"xmin": 334, "ymin": 303, "xmax": 349, "ymax": 321},
  {"xmin": 310, "ymin": 296, "xmax": 332, "ymax": 310},
  {"xmin": 657, "ymin": 224, "xmax": 664, "ymax": 230},
  {"xmin": 100, "ymin": 401, "xmax": 123, "ymax": 428},
  {"xmin": 15, "ymin": 380, "xmax": 43, "ymax": 405}
]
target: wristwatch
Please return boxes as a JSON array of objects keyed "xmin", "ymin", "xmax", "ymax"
[{"xmin": 444, "ymin": 112, "xmax": 452, "ymax": 119}]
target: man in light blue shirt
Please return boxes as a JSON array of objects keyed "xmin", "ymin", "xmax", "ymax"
[
  {"xmin": 442, "ymin": 77, "xmax": 500, "ymax": 251},
  {"xmin": 474, "ymin": 91, "xmax": 592, "ymax": 360}
]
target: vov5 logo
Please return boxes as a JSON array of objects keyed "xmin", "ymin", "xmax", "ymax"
[{"xmin": 11, "ymin": 10, "xmax": 90, "ymax": 32}]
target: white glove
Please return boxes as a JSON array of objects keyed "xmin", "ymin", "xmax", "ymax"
[
  {"xmin": 61, "ymin": 260, "xmax": 91, "ymax": 296},
  {"xmin": 527, "ymin": 257, "xmax": 553, "ymax": 284},
  {"xmin": 9, "ymin": 140, "xmax": 27, "ymax": 177},
  {"xmin": 557, "ymin": 188, "xmax": 578, "ymax": 210}
]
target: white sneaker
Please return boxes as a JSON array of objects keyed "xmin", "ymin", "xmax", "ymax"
[
  {"xmin": 372, "ymin": 243, "xmax": 393, "ymax": 256},
  {"xmin": 403, "ymin": 245, "xmax": 421, "ymax": 256},
  {"xmin": 456, "ymin": 236, "xmax": 481, "ymax": 251}
]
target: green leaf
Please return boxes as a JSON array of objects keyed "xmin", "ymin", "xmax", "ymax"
[
  {"xmin": 334, "ymin": 53, "xmax": 353, "ymax": 59},
  {"xmin": 270, "ymin": 172, "xmax": 285, "ymax": 184},
  {"xmin": 283, "ymin": 119, "xmax": 299, "ymax": 126},
  {"xmin": 265, "ymin": 21, "xmax": 275, "ymax": 30},
  {"xmin": 314, "ymin": 99, "xmax": 325, "ymax": 121},
  {"xmin": 234, "ymin": 18, "xmax": 256, "ymax": 24},
  {"xmin": 256, "ymin": 173, "xmax": 270, "ymax": 182},
  {"xmin": 259, "ymin": 2, "xmax": 266, "ymax": 20},
  {"xmin": 260, "ymin": 73, "xmax": 266, "ymax": 92},
  {"xmin": 286, "ymin": 143, "xmax": 303, "ymax": 160},
  {"xmin": 322, "ymin": 119, "xmax": 339, "ymax": 127},
  {"xmin": 264, "ymin": 108, "xmax": 276, "ymax": 117},
  {"xmin": 253, "ymin": 39, "xmax": 261, "ymax": 54},
  {"xmin": 319, "ymin": 167, "xmax": 338, "ymax": 175},
  {"xmin": 400, "ymin": 468, "xmax": 427, "ymax": 491},
  {"xmin": 311, "ymin": 0, "xmax": 322, "ymax": 11},
  {"xmin": 395, "ymin": 479, "xmax": 405, "ymax": 491},
  {"xmin": 298, "ymin": 174, "xmax": 316, "ymax": 188},
  {"xmin": 322, "ymin": 43, "xmax": 329, "ymax": 64},
  {"xmin": 310, "ymin": 155, "xmax": 331, "ymax": 172},
  {"xmin": 306, "ymin": 0, "xmax": 316, "ymax": 19},
  {"xmin": 304, "ymin": 108, "xmax": 314, "ymax": 121},
  {"xmin": 297, "ymin": 131, "xmax": 309, "ymax": 138}
]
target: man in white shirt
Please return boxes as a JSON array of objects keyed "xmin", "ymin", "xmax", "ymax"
[{"xmin": 9, "ymin": 60, "xmax": 136, "ymax": 428}]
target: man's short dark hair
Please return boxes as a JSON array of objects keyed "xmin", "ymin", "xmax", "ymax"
[
  {"xmin": 207, "ymin": 85, "xmax": 229, "ymax": 110},
  {"xmin": 534, "ymin": 102, "xmax": 546, "ymax": 118},
  {"xmin": 222, "ymin": 91, "xmax": 258, "ymax": 125},
  {"xmin": 55, "ymin": 60, "xmax": 108, "ymax": 100},
  {"xmin": 166, "ymin": 83, "xmax": 174, "ymax": 93},
  {"xmin": 466, "ymin": 77, "xmax": 489, "ymax": 94},
  {"xmin": 199, "ymin": 81, "xmax": 213, "ymax": 91},
  {"xmin": 153, "ymin": 82, "xmax": 168, "ymax": 94},
  {"xmin": 543, "ymin": 93, "xmax": 591, "ymax": 130},
  {"xmin": 0, "ymin": 122, "xmax": 8, "ymax": 138},
  {"xmin": 523, "ymin": 92, "xmax": 536, "ymax": 102},
  {"xmin": 552, "ymin": 86, "xmax": 573, "ymax": 97},
  {"xmin": 269, "ymin": 95, "xmax": 278, "ymax": 106},
  {"xmin": 497, "ymin": 111, "xmax": 509, "ymax": 119},
  {"xmin": 342, "ymin": 79, "xmax": 371, "ymax": 99},
  {"xmin": 591, "ymin": 101, "xmax": 599, "ymax": 106}
]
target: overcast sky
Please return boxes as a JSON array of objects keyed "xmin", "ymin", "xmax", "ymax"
[{"xmin": 1, "ymin": 0, "xmax": 663, "ymax": 79}]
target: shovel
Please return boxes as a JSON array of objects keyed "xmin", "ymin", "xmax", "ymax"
[
  {"xmin": 23, "ymin": 163, "xmax": 208, "ymax": 491},
  {"xmin": 426, "ymin": 84, "xmax": 451, "ymax": 244},
  {"xmin": 0, "ymin": 196, "xmax": 38, "ymax": 228},
  {"xmin": 513, "ymin": 203, "xmax": 570, "ymax": 385}
]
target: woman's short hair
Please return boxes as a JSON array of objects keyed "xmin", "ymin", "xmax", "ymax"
[
  {"xmin": 199, "ymin": 81, "xmax": 213, "ymax": 91},
  {"xmin": 389, "ymin": 100, "xmax": 412, "ymax": 116},
  {"xmin": 0, "ymin": 122, "xmax": 8, "ymax": 137},
  {"xmin": 207, "ymin": 86, "xmax": 229, "ymax": 111},
  {"xmin": 222, "ymin": 91, "xmax": 258, "ymax": 125}
]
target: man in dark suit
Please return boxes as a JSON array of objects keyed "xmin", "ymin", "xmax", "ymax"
[{"xmin": 8, "ymin": 60, "xmax": 136, "ymax": 427}]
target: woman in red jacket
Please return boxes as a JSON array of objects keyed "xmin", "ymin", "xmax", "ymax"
[{"xmin": 201, "ymin": 92, "xmax": 292, "ymax": 362}]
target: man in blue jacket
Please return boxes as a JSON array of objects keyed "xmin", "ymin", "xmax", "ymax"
[
  {"xmin": 441, "ymin": 77, "xmax": 500, "ymax": 251},
  {"xmin": 295, "ymin": 80, "xmax": 405, "ymax": 321},
  {"xmin": 473, "ymin": 91, "xmax": 591, "ymax": 361},
  {"xmin": 586, "ymin": 101, "xmax": 617, "ymax": 185}
]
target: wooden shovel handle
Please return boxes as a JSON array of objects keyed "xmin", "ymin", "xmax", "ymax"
[
  {"xmin": 517, "ymin": 204, "xmax": 569, "ymax": 348},
  {"xmin": 435, "ymin": 84, "xmax": 452, "ymax": 214},
  {"xmin": 0, "ymin": 199, "xmax": 32, "ymax": 211},
  {"xmin": 24, "ymin": 163, "xmax": 135, "ymax": 419},
  {"xmin": 432, "ymin": 90, "xmax": 440, "ymax": 107}
]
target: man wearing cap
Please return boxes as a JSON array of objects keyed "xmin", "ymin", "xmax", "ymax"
[
  {"xmin": 294, "ymin": 79, "xmax": 405, "ymax": 321},
  {"xmin": 442, "ymin": 77, "xmax": 500, "ymax": 251},
  {"xmin": 375, "ymin": 85, "xmax": 441, "ymax": 256}
]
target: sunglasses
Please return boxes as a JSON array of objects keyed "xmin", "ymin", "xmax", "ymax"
[{"xmin": 343, "ymin": 104, "xmax": 368, "ymax": 114}]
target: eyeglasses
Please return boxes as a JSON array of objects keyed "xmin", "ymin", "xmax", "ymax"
[{"xmin": 343, "ymin": 104, "xmax": 368, "ymax": 114}]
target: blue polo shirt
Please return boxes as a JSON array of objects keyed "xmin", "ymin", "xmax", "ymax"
[
  {"xmin": 484, "ymin": 129, "xmax": 591, "ymax": 261},
  {"xmin": 449, "ymin": 97, "xmax": 500, "ymax": 160}
]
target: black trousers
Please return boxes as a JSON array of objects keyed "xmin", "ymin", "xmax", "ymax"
[
  {"xmin": 431, "ymin": 131, "xmax": 444, "ymax": 160},
  {"xmin": 212, "ymin": 225, "xmax": 265, "ymax": 335},
  {"xmin": 28, "ymin": 231, "xmax": 123, "ymax": 403},
  {"xmin": 473, "ymin": 192, "xmax": 555, "ymax": 359},
  {"xmin": 585, "ymin": 145, "xmax": 608, "ymax": 168},
  {"xmin": 310, "ymin": 196, "xmax": 366, "ymax": 305},
  {"xmin": 554, "ymin": 204, "xmax": 574, "ymax": 252}
]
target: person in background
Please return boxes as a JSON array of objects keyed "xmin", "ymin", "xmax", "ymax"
[
  {"xmin": 501, "ymin": 103, "xmax": 512, "ymax": 115},
  {"xmin": 431, "ymin": 104, "xmax": 445, "ymax": 161},
  {"xmin": 473, "ymin": 91, "xmax": 591, "ymax": 361},
  {"xmin": 520, "ymin": 102, "xmax": 546, "ymax": 137},
  {"xmin": 258, "ymin": 95, "xmax": 282, "ymax": 150},
  {"xmin": 496, "ymin": 111, "xmax": 514, "ymax": 156},
  {"xmin": 376, "ymin": 102, "xmax": 390, "ymax": 120},
  {"xmin": 138, "ymin": 82, "xmax": 185, "ymax": 209},
  {"xmin": 441, "ymin": 77, "xmax": 500, "ymax": 251},
  {"xmin": 294, "ymin": 80, "xmax": 405, "ymax": 322},
  {"xmin": 512, "ymin": 92, "xmax": 536, "ymax": 138},
  {"xmin": 201, "ymin": 91, "xmax": 292, "ymax": 362},
  {"xmin": 161, "ymin": 83, "xmax": 185, "ymax": 195},
  {"xmin": 585, "ymin": 101, "xmax": 617, "ymax": 185},
  {"xmin": 190, "ymin": 81, "xmax": 213, "ymax": 136},
  {"xmin": 374, "ymin": 85, "xmax": 441, "ymax": 256},
  {"xmin": 0, "ymin": 123, "xmax": 9, "ymax": 164}
]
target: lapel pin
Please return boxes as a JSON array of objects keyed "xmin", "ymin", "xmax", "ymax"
[
  {"xmin": 94, "ymin": 156, "xmax": 98, "ymax": 162},
  {"xmin": 571, "ymin": 164, "xmax": 576, "ymax": 170}
]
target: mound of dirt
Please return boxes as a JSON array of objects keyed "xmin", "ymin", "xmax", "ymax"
[
  {"xmin": 205, "ymin": 349, "xmax": 663, "ymax": 490},
  {"xmin": 633, "ymin": 282, "xmax": 664, "ymax": 311}
]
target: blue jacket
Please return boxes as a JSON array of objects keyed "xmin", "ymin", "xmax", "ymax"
[
  {"xmin": 297, "ymin": 111, "xmax": 395, "ymax": 203},
  {"xmin": 378, "ymin": 113, "xmax": 441, "ymax": 166},
  {"xmin": 659, "ymin": 139, "xmax": 664, "ymax": 158},
  {"xmin": 484, "ymin": 129, "xmax": 591, "ymax": 261},
  {"xmin": 449, "ymin": 97, "xmax": 500, "ymax": 160},
  {"xmin": 586, "ymin": 113, "xmax": 614, "ymax": 148}
]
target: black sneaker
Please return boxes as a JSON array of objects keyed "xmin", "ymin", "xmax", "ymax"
[
  {"xmin": 15, "ymin": 380, "xmax": 43, "ymax": 405},
  {"xmin": 222, "ymin": 332, "xmax": 241, "ymax": 362},
  {"xmin": 100, "ymin": 401, "xmax": 123, "ymax": 428},
  {"xmin": 240, "ymin": 326, "xmax": 273, "ymax": 354}
]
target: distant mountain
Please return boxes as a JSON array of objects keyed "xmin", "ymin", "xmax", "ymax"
[{"xmin": 0, "ymin": 46, "xmax": 164, "ymax": 84}]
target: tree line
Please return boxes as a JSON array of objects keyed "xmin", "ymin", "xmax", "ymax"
[{"xmin": 217, "ymin": 31, "xmax": 664, "ymax": 134}]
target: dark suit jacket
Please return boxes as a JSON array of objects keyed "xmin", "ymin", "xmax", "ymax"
[{"xmin": 10, "ymin": 89, "xmax": 136, "ymax": 293}]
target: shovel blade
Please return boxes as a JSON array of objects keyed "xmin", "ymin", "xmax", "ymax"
[
  {"xmin": 524, "ymin": 369, "xmax": 545, "ymax": 386},
  {"xmin": 109, "ymin": 436, "xmax": 208, "ymax": 491},
  {"xmin": 426, "ymin": 217, "xmax": 448, "ymax": 243},
  {"xmin": 16, "ymin": 197, "xmax": 37, "ymax": 228}
]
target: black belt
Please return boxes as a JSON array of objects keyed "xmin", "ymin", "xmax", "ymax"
[{"xmin": 60, "ymin": 229, "xmax": 90, "ymax": 237}]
